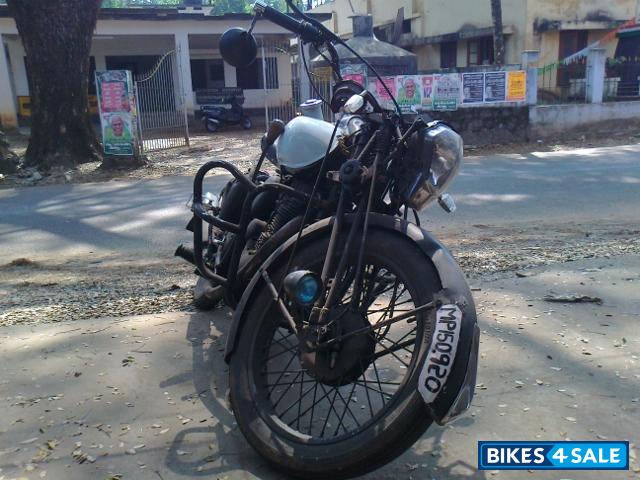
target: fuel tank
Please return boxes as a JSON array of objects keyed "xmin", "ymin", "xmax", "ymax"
[{"xmin": 275, "ymin": 116, "xmax": 340, "ymax": 172}]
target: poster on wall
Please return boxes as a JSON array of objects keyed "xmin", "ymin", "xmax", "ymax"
[
  {"xmin": 395, "ymin": 75, "xmax": 422, "ymax": 112},
  {"xmin": 96, "ymin": 70, "xmax": 135, "ymax": 156},
  {"xmin": 421, "ymin": 75, "xmax": 435, "ymax": 109},
  {"xmin": 433, "ymin": 73, "xmax": 461, "ymax": 111},
  {"xmin": 340, "ymin": 64, "xmax": 367, "ymax": 87},
  {"xmin": 506, "ymin": 70, "xmax": 527, "ymax": 102},
  {"xmin": 462, "ymin": 72, "xmax": 485, "ymax": 104},
  {"xmin": 484, "ymin": 71, "xmax": 506, "ymax": 102},
  {"xmin": 368, "ymin": 76, "xmax": 397, "ymax": 110}
]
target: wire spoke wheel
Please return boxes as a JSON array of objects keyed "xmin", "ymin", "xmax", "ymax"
[
  {"xmin": 229, "ymin": 231, "xmax": 441, "ymax": 478},
  {"xmin": 254, "ymin": 259, "xmax": 423, "ymax": 441}
]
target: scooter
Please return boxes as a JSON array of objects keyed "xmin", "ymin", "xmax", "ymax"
[{"xmin": 200, "ymin": 94, "xmax": 252, "ymax": 133}]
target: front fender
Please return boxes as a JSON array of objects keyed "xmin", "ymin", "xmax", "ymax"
[{"xmin": 224, "ymin": 213, "xmax": 479, "ymax": 425}]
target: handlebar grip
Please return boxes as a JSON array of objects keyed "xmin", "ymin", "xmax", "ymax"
[{"xmin": 254, "ymin": 1, "xmax": 323, "ymax": 43}]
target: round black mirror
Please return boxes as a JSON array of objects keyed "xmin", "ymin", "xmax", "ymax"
[{"xmin": 220, "ymin": 27, "xmax": 257, "ymax": 68}]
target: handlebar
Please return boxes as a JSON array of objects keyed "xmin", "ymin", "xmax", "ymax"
[{"xmin": 254, "ymin": 1, "xmax": 324, "ymax": 44}]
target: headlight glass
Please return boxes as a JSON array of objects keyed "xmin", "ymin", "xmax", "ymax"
[{"xmin": 405, "ymin": 124, "xmax": 463, "ymax": 211}]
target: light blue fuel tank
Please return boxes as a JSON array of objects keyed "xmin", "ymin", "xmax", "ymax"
[{"xmin": 274, "ymin": 116, "xmax": 340, "ymax": 172}]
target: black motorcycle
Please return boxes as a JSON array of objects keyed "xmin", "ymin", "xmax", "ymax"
[
  {"xmin": 175, "ymin": 1, "xmax": 479, "ymax": 477},
  {"xmin": 200, "ymin": 93, "xmax": 252, "ymax": 133}
]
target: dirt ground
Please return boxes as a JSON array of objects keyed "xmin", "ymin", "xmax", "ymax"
[
  {"xmin": 1, "ymin": 220, "xmax": 638, "ymax": 327},
  {"xmin": 2, "ymin": 118, "xmax": 640, "ymax": 188}
]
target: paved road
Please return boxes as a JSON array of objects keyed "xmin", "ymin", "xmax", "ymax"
[
  {"xmin": 1, "ymin": 255, "xmax": 638, "ymax": 479},
  {"xmin": 1, "ymin": 143, "xmax": 639, "ymax": 262}
]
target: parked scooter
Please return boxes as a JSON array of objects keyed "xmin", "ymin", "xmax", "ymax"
[{"xmin": 200, "ymin": 94, "xmax": 252, "ymax": 133}]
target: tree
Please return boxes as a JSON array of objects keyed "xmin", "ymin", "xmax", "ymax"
[
  {"xmin": 6, "ymin": 0, "xmax": 102, "ymax": 170},
  {"xmin": 490, "ymin": 0, "xmax": 505, "ymax": 65}
]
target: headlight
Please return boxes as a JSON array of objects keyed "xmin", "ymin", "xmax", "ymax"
[{"xmin": 402, "ymin": 123, "xmax": 463, "ymax": 211}]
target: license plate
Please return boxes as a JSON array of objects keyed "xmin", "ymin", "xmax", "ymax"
[{"xmin": 418, "ymin": 304, "xmax": 462, "ymax": 404}]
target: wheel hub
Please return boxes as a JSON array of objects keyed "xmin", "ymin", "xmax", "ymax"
[{"xmin": 299, "ymin": 306, "xmax": 375, "ymax": 387}]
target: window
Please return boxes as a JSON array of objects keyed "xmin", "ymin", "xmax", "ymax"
[
  {"xmin": 557, "ymin": 30, "xmax": 588, "ymax": 86},
  {"xmin": 105, "ymin": 55, "xmax": 159, "ymax": 77},
  {"xmin": 402, "ymin": 19, "xmax": 411, "ymax": 34},
  {"xmin": 467, "ymin": 36, "xmax": 494, "ymax": 66},
  {"xmin": 440, "ymin": 41, "xmax": 457, "ymax": 68},
  {"xmin": 236, "ymin": 57, "xmax": 279, "ymax": 90},
  {"xmin": 190, "ymin": 59, "xmax": 225, "ymax": 90}
]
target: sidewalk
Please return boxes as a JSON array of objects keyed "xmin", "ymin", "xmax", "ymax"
[{"xmin": 1, "ymin": 255, "xmax": 638, "ymax": 479}]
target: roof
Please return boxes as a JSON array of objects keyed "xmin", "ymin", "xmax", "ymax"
[{"xmin": 0, "ymin": 5, "xmax": 331, "ymax": 22}]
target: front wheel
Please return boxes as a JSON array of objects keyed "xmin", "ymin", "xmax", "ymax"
[
  {"xmin": 241, "ymin": 117, "xmax": 252, "ymax": 129},
  {"xmin": 205, "ymin": 119, "xmax": 219, "ymax": 133},
  {"xmin": 229, "ymin": 230, "xmax": 441, "ymax": 479}
]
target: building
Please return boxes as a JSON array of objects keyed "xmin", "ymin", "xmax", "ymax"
[
  {"xmin": 308, "ymin": 0, "xmax": 640, "ymax": 71},
  {"xmin": 0, "ymin": 5, "xmax": 329, "ymax": 130}
]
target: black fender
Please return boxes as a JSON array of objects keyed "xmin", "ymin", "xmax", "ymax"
[{"xmin": 224, "ymin": 213, "xmax": 479, "ymax": 425}]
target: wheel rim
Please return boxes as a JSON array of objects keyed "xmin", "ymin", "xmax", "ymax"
[{"xmin": 249, "ymin": 258, "xmax": 429, "ymax": 444}]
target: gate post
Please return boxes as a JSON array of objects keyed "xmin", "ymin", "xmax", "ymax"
[
  {"xmin": 586, "ymin": 47, "xmax": 607, "ymax": 104},
  {"xmin": 174, "ymin": 32, "xmax": 194, "ymax": 115},
  {"xmin": 521, "ymin": 50, "xmax": 539, "ymax": 106}
]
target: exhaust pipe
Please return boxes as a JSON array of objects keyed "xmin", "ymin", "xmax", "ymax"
[{"xmin": 175, "ymin": 244, "xmax": 196, "ymax": 265}]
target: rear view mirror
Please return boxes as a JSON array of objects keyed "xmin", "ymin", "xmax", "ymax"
[{"xmin": 220, "ymin": 27, "xmax": 257, "ymax": 67}]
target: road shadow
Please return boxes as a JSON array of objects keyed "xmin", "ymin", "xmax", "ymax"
[{"xmin": 164, "ymin": 310, "xmax": 486, "ymax": 479}]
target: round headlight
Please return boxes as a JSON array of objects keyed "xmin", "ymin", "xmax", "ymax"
[
  {"xmin": 403, "ymin": 123, "xmax": 463, "ymax": 211},
  {"xmin": 428, "ymin": 124, "xmax": 463, "ymax": 195}
]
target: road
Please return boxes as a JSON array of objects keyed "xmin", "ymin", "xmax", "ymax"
[
  {"xmin": 1, "ymin": 255, "xmax": 638, "ymax": 480},
  {"xmin": 1, "ymin": 143, "xmax": 639, "ymax": 262},
  {"xmin": 0, "ymin": 144, "xmax": 639, "ymax": 478}
]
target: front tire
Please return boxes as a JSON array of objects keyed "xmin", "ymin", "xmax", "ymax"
[
  {"xmin": 229, "ymin": 230, "xmax": 441, "ymax": 479},
  {"xmin": 205, "ymin": 119, "xmax": 219, "ymax": 133},
  {"xmin": 241, "ymin": 117, "xmax": 252, "ymax": 130}
]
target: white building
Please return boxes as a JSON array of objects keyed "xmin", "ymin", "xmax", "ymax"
[{"xmin": 0, "ymin": 5, "xmax": 329, "ymax": 130}]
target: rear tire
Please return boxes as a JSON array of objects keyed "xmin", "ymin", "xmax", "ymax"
[
  {"xmin": 229, "ymin": 230, "xmax": 441, "ymax": 479},
  {"xmin": 241, "ymin": 117, "xmax": 252, "ymax": 130}
]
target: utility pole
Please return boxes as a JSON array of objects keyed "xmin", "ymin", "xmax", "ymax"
[{"xmin": 490, "ymin": 0, "xmax": 505, "ymax": 65}]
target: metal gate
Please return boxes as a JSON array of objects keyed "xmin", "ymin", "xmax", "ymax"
[
  {"xmin": 259, "ymin": 37, "xmax": 333, "ymax": 124},
  {"xmin": 134, "ymin": 50, "xmax": 189, "ymax": 152}
]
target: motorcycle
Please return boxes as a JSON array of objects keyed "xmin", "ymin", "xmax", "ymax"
[
  {"xmin": 200, "ymin": 93, "xmax": 252, "ymax": 133},
  {"xmin": 175, "ymin": 1, "xmax": 480, "ymax": 477}
]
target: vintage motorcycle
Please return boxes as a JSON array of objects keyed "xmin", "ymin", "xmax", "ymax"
[{"xmin": 175, "ymin": 1, "xmax": 479, "ymax": 478}]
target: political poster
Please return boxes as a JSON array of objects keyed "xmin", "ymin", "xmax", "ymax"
[
  {"xmin": 96, "ymin": 70, "xmax": 135, "ymax": 156},
  {"xmin": 368, "ymin": 76, "xmax": 397, "ymax": 110},
  {"xmin": 433, "ymin": 74, "xmax": 461, "ymax": 111},
  {"xmin": 395, "ymin": 75, "xmax": 422, "ymax": 112},
  {"xmin": 421, "ymin": 75, "xmax": 435, "ymax": 109},
  {"xmin": 484, "ymin": 71, "xmax": 506, "ymax": 102},
  {"xmin": 506, "ymin": 70, "xmax": 527, "ymax": 102},
  {"xmin": 340, "ymin": 64, "xmax": 367, "ymax": 87},
  {"xmin": 462, "ymin": 72, "xmax": 485, "ymax": 104}
]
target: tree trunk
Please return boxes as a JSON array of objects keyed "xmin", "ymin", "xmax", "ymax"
[
  {"xmin": 490, "ymin": 0, "xmax": 505, "ymax": 65},
  {"xmin": 6, "ymin": 0, "xmax": 102, "ymax": 170}
]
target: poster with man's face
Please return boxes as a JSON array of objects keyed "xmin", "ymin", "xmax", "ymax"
[
  {"xmin": 101, "ymin": 112, "xmax": 134, "ymax": 155},
  {"xmin": 96, "ymin": 70, "xmax": 136, "ymax": 155},
  {"xmin": 396, "ymin": 75, "xmax": 422, "ymax": 112}
]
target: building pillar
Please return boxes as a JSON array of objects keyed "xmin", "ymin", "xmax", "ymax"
[
  {"xmin": 586, "ymin": 47, "xmax": 607, "ymax": 104},
  {"xmin": 94, "ymin": 55, "xmax": 107, "ymax": 71},
  {"xmin": 174, "ymin": 32, "xmax": 194, "ymax": 114},
  {"xmin": 0, "ymin": 39, "xmax": 18, "ymax": 130},
  {"xmin": 521, "ymin": 50, "xmax": 539, "ymax": 106}
]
